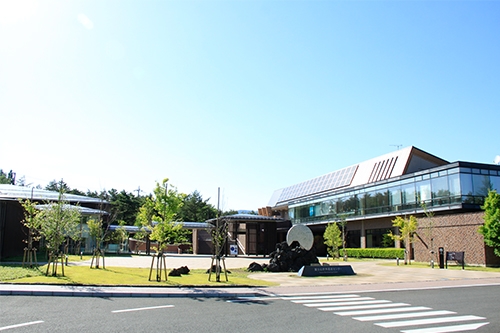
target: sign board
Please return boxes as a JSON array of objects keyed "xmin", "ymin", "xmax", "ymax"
[
  {"xmin": 298, "ymin": 265, "xmax": 356, "ymax": 277},
  {"xmin": 229, "ymin": 244, "xmax": 238, "ymax": 256},
  {"xmin": 446, "ymin": 251, "xmax": 465, "ymax": 269}
]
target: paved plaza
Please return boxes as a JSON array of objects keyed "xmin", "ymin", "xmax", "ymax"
[{"xmin": 2, "ymin": 254, "xmax": 500, "ymax": 297}]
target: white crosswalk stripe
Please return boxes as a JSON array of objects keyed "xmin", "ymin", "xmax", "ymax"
[
  {"xmin": 305, "ymin": 299, "xmax": 391, "ymax": 307},
  {"xmin": 336, "ymin": 306, "xmax": 433, "ymax": 316},
  {"xmin": 400, "ymin": 322, "xmax": 490, "ymax": 333},
  {"xmin": 292, "ymin": 296, "xmax": 374, "ymax": 303},
  {"xmin": 281, "ymin": 293, "xmax": 489, "ymax": 332},
  {"xmin": 376, "ymin": 315, "xmax": 486, "ymax": 328},
  {"xmin": 353, "ymin": 310, "xmax": 456, "ymax": 321},
  {"xmin": 320, "ymin": 302, "xmax": 411, "ymax": 312}
]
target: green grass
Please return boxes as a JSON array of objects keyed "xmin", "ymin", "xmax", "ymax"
[
  {"xmin": 0, "ymin": 264, "xmax": 277, "ymax": 287},
  {"xmin": 0, "ymin": 265, "xmax": 45, "ymax": 281}
]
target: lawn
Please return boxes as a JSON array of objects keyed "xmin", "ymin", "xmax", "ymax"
[{"xmin": 0, "ymin": 264, "xmax": 276, "ymax": 287}]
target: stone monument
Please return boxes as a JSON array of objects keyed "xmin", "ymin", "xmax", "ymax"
[
  {"xmin": 249, "ymin": 224, "xmax": 356, "ymax": 277},
  {"xmin": 264, "ymin": 224, "xmax": 319, "ymax": 272}
]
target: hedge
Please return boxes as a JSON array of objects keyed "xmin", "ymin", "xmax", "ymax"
[{"xmin": 339, "ymin": 248, "xmax": 404, "ymax": 259}]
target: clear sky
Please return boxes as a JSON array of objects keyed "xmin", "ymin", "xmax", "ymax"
[{"xmin": 1, "ymin": 0, "xmax": 499, "ymax": 211}]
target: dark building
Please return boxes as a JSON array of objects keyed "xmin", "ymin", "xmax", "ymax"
[
  {"xmin": 207, "ymin": 214, "xmax": 288, "ymax": 256},
  {"xmin": 0, "ymin": 185, "xmax": 108, "ymax": 260}
]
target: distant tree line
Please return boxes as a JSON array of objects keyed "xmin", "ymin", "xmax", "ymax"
[
  {"xmin": 2, "ymin": 169, "xmax": 235, "ymax": 224},
  {"xmin": 0, "ymin": 169, "xmax": 16, "ymax": 185},
  {"xmin": 44, "ymin": 179, "xmax": 220, "ymax": 225}
]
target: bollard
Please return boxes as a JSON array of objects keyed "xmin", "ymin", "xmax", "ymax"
[{"xmin": 396, "ymin": 257, "xmax": 399, "ymax": 266}]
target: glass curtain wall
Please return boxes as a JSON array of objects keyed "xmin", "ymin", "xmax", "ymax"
[{"xmin": 289, "ymin": 166, "xmax": 500, "ymax": 224}]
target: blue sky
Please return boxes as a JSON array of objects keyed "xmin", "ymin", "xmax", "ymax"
[{"xmin": 1, "ymin": 0, "xmax": 499, "ymax": 211}]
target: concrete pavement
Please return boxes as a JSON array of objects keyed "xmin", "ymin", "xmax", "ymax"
[{"xmin": 2, "ymin": 254, "xmax": 500, "ymax": 297}]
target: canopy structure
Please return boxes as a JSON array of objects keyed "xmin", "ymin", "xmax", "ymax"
[
  {"xmin": 0, "ymin": 184, "xmax": 107, "ymax": 205},
  {"xmin": 35, "ymin": 204, "xmax": 108, "ymax": 216}
]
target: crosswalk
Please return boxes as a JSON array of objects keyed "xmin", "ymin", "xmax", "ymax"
[
  {"xmin": 227, "ymin": 292, "xmax": 489, "ymax": 332},
  {"xmin": 279, "ymin": 293, "xmax": 489, "ymax": 333}
]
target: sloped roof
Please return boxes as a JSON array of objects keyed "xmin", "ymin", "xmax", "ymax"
[
  {"xmin": 207, "ymin": 213, "xmax": 284, "ymax": 223},
  {"xmin": 269, "ymin": 146, "xmax": 448, "ymax": 207},
  {"xmin": 35, "ymin": 204, "xmax": 108, "ymax": 216},
  {"xmin": 108, "ymin": 222, "xmax": 212, "ymax": 233},
  {"xmin": 0, "ymin": 184, "xmax": 107, "ymax": 204}
]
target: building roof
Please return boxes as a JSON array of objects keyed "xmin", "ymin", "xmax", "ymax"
[
  {"xmin": 35, "ymin": 204, "xmax": 108, "ymax": 216},
  {"xmin": 207, "ymin": 213, "xmax": 284, "ymax": 223},
  {"xmin": 108, "ymin": 221, "xmax": 213, "ymax": 233},
  {"xmin": 269, "ymin": 146, "xmax": 449, "ymax": 208},
  {"xmin": 0, "ymin": 184, "xmax": 107, "ymax": 204}
]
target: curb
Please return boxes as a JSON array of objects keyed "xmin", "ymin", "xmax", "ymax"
[
  {"xmin": 0, "ymin": 284, "xmax": 270, "ymax": 298},
  {"xmin": 0, "ymin": 290, "xmax": 266, "ymax": 298}
]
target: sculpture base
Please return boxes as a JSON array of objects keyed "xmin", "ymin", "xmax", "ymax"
[{"xmin": 297, "ymin": 264, "xmax": 356, "ymax": 277}]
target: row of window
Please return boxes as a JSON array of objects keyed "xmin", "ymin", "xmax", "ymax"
[{"xmin": 289, "ymin": 167, "xmax": 500, "ymax": 223}]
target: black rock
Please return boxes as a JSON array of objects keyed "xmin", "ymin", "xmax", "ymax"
[
  {"xmin": 247, "ymin": 262, "xmax": 264, "ymax": 272},
  {"xmin": 168, "ymin": 268, "xmax": 182, "ymax": 276},
  {"xmin": 168, "ymin": 266, "xmax": 190, "ymax": 276},
  {"xmin": 178, "ymin": 266, "xmax": 190, "ymax": 274}
]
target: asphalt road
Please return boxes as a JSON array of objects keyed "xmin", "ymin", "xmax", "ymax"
[{"xmin": 1, "ymin": 285, "xmax": 499, "ymax": 332}]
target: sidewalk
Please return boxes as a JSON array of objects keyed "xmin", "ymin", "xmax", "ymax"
[{"xmin": 2, "ymin": 255, "xmax": 500, "ymax": 297}]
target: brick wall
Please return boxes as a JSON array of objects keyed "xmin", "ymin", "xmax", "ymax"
[{"xmin": 414, "ymin": 211, "xmax": 500, "ymax": 266}]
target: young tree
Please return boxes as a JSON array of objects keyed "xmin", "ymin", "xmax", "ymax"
[
  {"xmin": 137, "ymin": 179, "xmax": 188, "ymax": 249},
  {"xmin": 390, "ymin": 215, "xmax": 418, "ymax": 265},
  {"xmin": 133, "ymin": 198, "xmax": 155, "ymax": 254},
  {"xmin": 479, "ymin": 190, "xmax": 500, "ymax": 257},
  {"xmin": 88, "ymin": 218, "xmax": 105, "ymax": 268},
  {"xmin": 421, "ymin": 202, "xmax": 436, "ymax": 267},
  {"xmin": 137, "ymin": 179, "xmax": 188, "ymax": 282},
  {"xmin": 37, "ymin": 191, "xmax": 82, "ymax": 276},
  {"xmin": 19, "ymin": 199, "xmax": 41, "ymax": 267},
  {"xmin": 208, "ymin": 216, "xmax": 229, "ymax": 282},
  {"xmin": 324, "ymin": 223, "xmax": 342, "ymax": 259}
]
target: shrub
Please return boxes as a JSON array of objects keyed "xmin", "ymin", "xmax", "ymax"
[{"xmin": 340, "ymin": 248, "xmax": 404, "ymax": 259}]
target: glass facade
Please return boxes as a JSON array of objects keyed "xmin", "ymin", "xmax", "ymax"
[{"xmin": 289, "ymin": 163, "xmax": 500, "ymax": 225}]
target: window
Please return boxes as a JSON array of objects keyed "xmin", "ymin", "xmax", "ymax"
[
  {"xmin": 417, "ymin": 180, "xmax": 431, "ymax": 204},
  {"xmin": 491, "ymin": 175, "xmax": 500, "ymax": 192},
  {"xmin": 402, "ymin": 182, "xmax": 416, "ymax": 207},
  {"xmin": 473, "ymin": 174, "xmax": 491, "ymax": 197},
  {"xmin": 431, "ymin": 176, "xmax": 449, "ymax": 206}
]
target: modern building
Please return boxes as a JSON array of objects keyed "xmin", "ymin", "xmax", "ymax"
[{"xmin": 262, "ymin": 146, "xmax": 500, "ymax": 266}]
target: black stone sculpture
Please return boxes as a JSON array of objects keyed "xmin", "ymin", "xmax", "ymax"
[{"xmin": 248, "ymin": 241, "xmax": 319, "ymax": 272}]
